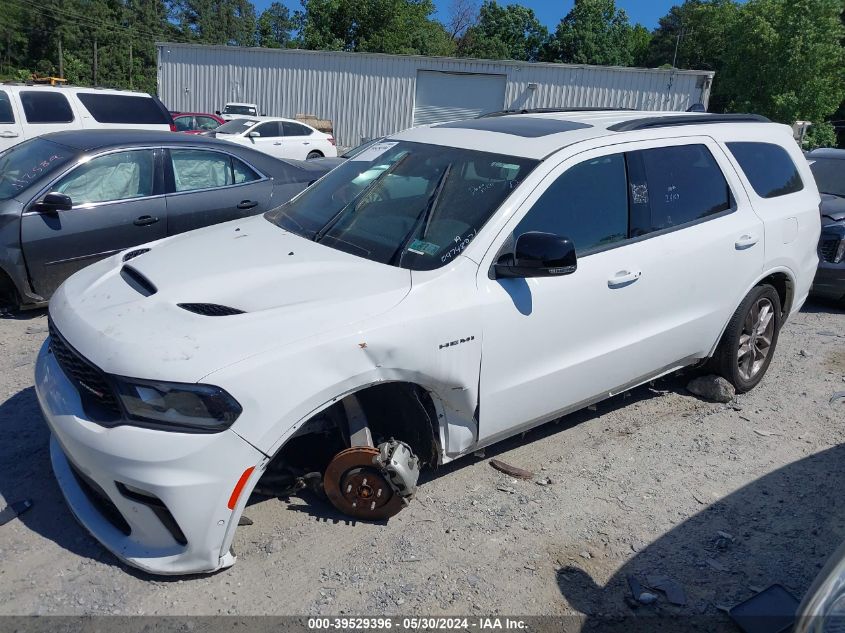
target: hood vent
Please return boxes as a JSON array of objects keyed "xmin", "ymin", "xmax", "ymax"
[
  {"xmin": 120, "ymin": 265, "xmax": 157, "ymax": 297},
  {"xmin": 178, "ymin": 303, "xmax": 245, "ymax": 317},
  {"xmin": 122, "ymin": 248, "xmax": 150, "ymax": 262}
]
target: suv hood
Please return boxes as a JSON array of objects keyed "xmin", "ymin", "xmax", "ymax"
[
  {"xmin": 820, "ymin": 194, "xmax": 845, "ymax": 223},
  {"xmin": 50, "ymin": 215, "xmax": 412, "ymax": 382}
]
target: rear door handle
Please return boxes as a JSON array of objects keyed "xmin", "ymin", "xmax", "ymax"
[
  {"xmin": 133, "ymin": 215, "xmax": 159, "ymax": 226},
  {"xmin": 273, "ymin": 141, "xmax": 282, "ymax": 145},
  {"xmin": 237, "ymin": 200, "xmax": 258, "ymax": 210},
  {"xmin": 608, "ymin": 270, "xmax": 642, "ymax": 288},
  {"xmin": 0, "ymin": 131, "xmax": 19, "ymax": 138},
  {"xmin": 735, "ymin": 234, "xmax": 759, "ymax": 249}
]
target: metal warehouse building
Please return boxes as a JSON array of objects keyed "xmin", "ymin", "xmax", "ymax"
[{"xmin": 157, "ymin": 43, "xmax": 715, "ymax": 148}]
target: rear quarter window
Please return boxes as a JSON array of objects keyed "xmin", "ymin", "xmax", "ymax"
[
  {"xmin": 0, "ymin": 90, "xmax": 14, "ymax": 123},
  {"xmin": 76, "ymin": 93, "xmax": 170, "ymax": 125},
  {"xmin": 20, "ymin": 91, "xmax": 74, "ymax": 123},
  {"xmin": 726, "ymin": 142, "xmax": 803, "ymax": 198}
]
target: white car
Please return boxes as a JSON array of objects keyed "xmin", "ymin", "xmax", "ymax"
[
  {"xmin": 212, "ymin": 116, "xmax": 338, "ymax": 161},
  {"xmin": 36, "ymin": 111, "xmax": 820, "ymax": 575},
  {"xmin": 0, "ymin": 85, "xmax": 174, "ymax": 152}
]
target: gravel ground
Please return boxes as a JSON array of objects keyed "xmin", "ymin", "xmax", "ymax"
[{"xmin": 0, "ymin": 300, "xmax": 843, "ymax": 623}]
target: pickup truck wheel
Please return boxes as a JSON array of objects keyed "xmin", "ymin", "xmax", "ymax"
[
  {"xmin": 323, "ymin": 446, "xmax": 406, "ymax": 520},
  {"xmin": 715, "ymin": 284, "xmax": 781, "ymax": 393}
]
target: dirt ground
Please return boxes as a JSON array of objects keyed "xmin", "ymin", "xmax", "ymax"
[{"xmin": 0, "ymin": 300, "xmax": 843, "ymax": 624}]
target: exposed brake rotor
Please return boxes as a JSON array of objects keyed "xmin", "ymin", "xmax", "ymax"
[{"xmin": 323, "ymin": 446, "xmax": 406, "ymax": 520}]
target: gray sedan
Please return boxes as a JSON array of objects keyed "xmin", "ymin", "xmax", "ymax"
[{"xmin": 0, "ymin": 130, "xmax": 330, "ymax": 311}]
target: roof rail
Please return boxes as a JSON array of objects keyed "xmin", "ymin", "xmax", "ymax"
[
  {"xmin": 480, "ymin": 107, "xmax": 636, "ymax": 118},
  {"xmin": 608, "ymin": 113, "xmax": 770, "ymax": 132}
]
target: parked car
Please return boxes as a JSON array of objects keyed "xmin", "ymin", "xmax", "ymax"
[
  {"xmin": 172, "ymin": 112, "xmax": 225, "ymax": 134},
  {"xmin": 796, "ymin": 537, "xmax": 845, "ymax": 633},
  {"xmin": 216, "ymin": 102, "xmax": 260, "ymax": 121},
  {"xmin": 805, "ymin": 148, "xmax": 845, "ymax": 302},
  {"xmin": 37, "ymin": 111, "xmax": 819, "ymax": 575},
  {"xmin": 0, "ymin": 130, "xmax": 330, "ymax": 311},
  {"xmin": 211, "ymin": 116, "xmax": 338, "ymax": 161},
  {"xmin": 308, "ymin": 137, "xmax": 384, "ymax": 170},
  {"xmin": 0, "ymin": 84, "xmax": 173, "ymax": 152}
]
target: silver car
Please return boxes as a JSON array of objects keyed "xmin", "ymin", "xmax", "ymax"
[{"xmin": 0, "ymin": 130, "xmax": 329, "ymax": 311}]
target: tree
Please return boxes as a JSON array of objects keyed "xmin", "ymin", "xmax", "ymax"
[
  {"xmin": 458, "ymin": 1, "xmax": 548, "ymax": 61},
  {"xmin": 720, "ymin": 0, "xmax": 845, "ymax": 124},
  {"xmin": 629, "ymin": 23, "xmax": 651, "ymax": 66},
  {"xmin": 175, "ymin": 0, "xmax": 257, "ymax": 46},
  {"xmin": 256, "ymin": 2, "xmax": 294, "ymax": 48},
  {"xmin": 446, "ymin": 0, "xmax": 478, "ymax": 43},
  {"xmin": 297, "ymin": 0, "xmax": 454, "ymax": 56},
  {"xmin": 543, "ymin": 0, "xmax": 637, "ymax": 66}
]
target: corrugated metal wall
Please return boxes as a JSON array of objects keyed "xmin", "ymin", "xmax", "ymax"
[{"xmin": 157, "ymin": 44, "xmax": 714, "ymax": 148}]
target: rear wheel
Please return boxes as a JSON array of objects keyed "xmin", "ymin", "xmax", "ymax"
[
  {"xmin": 306, "ymin": 150, "xmax": 323, "ymax": 159},
  {"xmin": 714, "ymin": 284, "xmax": 781, "ymax": 393}
]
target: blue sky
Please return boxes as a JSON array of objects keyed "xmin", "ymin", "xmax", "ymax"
[{"xmin": 256, "ymin": 1, "xmax": 675, "ymax": 30}]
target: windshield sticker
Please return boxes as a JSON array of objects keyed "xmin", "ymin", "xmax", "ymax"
[
  {"xmin": 350, "ymin": 141, "xmax": 399, "ymax": 162},
  {"xmin": 408, "ymin": 239, "xmax": 440, "ymax": 256}
]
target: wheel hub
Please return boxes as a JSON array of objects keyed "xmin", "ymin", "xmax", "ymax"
[
  {"xmin": 323, "ymin": 447, "xmax": 405, "ymax": 520},
  {"xmin": 737, "ymin": 297, "xmax": 775, "ymax": 381}
]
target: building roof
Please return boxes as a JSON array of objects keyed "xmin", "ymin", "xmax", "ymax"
[{"xmin": 392, "ymin": 110, "xmax": 773, "ymax": 159}]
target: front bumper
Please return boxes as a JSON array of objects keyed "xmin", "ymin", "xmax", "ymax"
[
  {"xmin": 35, "ymin": 340, "xmax": 266, "ymax": 575},
  {"xmin": 811, "ymin": 260, "xmax": 845, "ymax": 301}
]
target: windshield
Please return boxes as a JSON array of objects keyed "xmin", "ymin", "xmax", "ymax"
[
  {"xmin": 223, "ymin": 105, "xmax": 257, "ymax": 116},
  {"xmin": 265, "ymin": 140, "xmax": 538, "ymax": 270},
  {"xmin": 341, "ymin": 138, "xmax": 383, "ymax": 159},
  {"xmin": 0, "ymin": 138, "xmax": 75, "ymax": 201},
  {"xmin": 215, "ymin": 119, "xmax": 259, "ymax": 135},
  {"xmin": 809, "ymin": 158, "xmax": 845, "ymax": 197}
]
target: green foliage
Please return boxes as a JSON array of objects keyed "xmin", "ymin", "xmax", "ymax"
[
  {"xmin": 297, "ymin": 0, "xmax": 454, "ymax": 56},
  {"xmin": 804, "ymin": 121, "xmax": 838, "ymax": 150},
  {"xmin": 458, "ymin": 1, "xmax": 548, "ymax": 61},
  {"xmin": 256, "ymin": 2, "xmax": 294, "ymax": 48},
  {"xmin": 720, "ymin": 0, "xmax": 845, "ymax": 123},
  {"xmin": 543, "ymin": 0, "xmax": 638, "ymax": 66}
]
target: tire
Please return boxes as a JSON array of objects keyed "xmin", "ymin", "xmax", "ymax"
[
  {"xmin": 306, "ymin": 151, "xmax": 323, "ymax": 160},
  {"xmin": 714, "ymin": 284, "xmax": 782, "ymax": 393}
]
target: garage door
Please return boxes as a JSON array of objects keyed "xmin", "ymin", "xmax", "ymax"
[{"xmin": 413, "ymin": 71, "xmax": 506, "ymax": 126}]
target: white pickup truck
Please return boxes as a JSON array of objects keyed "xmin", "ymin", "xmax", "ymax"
[{"xmin": 216, "ymin": 102, "xmax": 261, "ymax": 121}]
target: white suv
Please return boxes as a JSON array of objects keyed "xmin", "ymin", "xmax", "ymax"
[
  {"xmin": 36, "ymin": 111, "xmax": 820, "ymax": 575},
  {"xmin": 0, "ymin": 85, "xmax": 174, "ymax": 151}
]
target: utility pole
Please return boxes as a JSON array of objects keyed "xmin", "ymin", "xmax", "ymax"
[
  {"xmin": 58, "ymin": 35, "xmax": 64, "ymax": 79},
  {"xmin": 93, "ymin": 39, "xmax": 98, "ymax": 86},
  {"xmin": 672, "ymin": 26, "xmax": 683, "ymax": 68}
]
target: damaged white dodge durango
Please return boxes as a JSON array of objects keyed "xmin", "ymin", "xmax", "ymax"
[{"xmin": 36, "ymin": 111, "xmax": 820, "ymax": 575}]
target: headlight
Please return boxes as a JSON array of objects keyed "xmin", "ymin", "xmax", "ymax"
[
  {"xmin": 113, "ymin": 377, "xmax": 242, "ymax": 432},
  {"xmin": 795, "ymin": 540, "xmax": 845, "ymax": 633}
]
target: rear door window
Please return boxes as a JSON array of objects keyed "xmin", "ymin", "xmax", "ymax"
[
  {"xmin": 173, "ymin": 116, "xmax": 194, "ymax": 132},
  {"xmin": 169, "ymin": 149, "xmax": 236, "ymax": 192},
  {"xmin": 76, "ymin": 93, "xmax": 170, "ymax": 125},
  {"xmin": 282, "ymin": 121, "xmax": 313, "ymax": 136},
  {"xmin": 0, "ymin": 90, "xmax": 15, "ymax": 123},
  {"xmin": 20, "ymin": 91, "xmax": 74, "ymax": 123},
  {"xmin": 726, "ymin": 142, "xmax": 804, "ymax": 198},
  {"xmin": 627, "ymin": 144, "xmax": 733, "ymax": 237},
  {"xmin": 195, "ymin": 116, "xmax": 220, "ymax": 131},
  {"xmin": 515, "ymin": 153, "xmax": 629, "ymax": 254}
]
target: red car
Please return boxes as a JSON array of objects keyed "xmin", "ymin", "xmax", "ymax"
[{"xmin": 171, "ymin": 112, "xmax": 225, "ymax": 134}]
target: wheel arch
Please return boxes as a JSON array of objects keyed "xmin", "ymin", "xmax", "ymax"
[{"xmin": 707, "ymin": 266, "xmax": 796, "ymax": 357}]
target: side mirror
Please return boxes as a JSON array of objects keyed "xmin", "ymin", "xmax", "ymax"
[
  {"xmin": 215, "ymin": 110, "xmax": 221, "ymax": 115},
  {"xmin": 33, "ymin": 192, "xmax": 73, "ymax": 214},
  {"xmin": 247, "ymin": 131, "xmax": 260, "ymax": 142},
  {"xmin": 493, "ymin": 231, "xmax": 577, "ymax": 279}
]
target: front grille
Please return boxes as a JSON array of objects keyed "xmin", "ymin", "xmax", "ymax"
[
  {"xmin": 48, "ymin": 319, "xmax": 121, "ymax": 419},
  {"xmin": 178, "ymin": 303, "xmax": 245, "ymax": 316},
  {"xmin": 820, "ymin": 238, "xmax": 841, "ymax": 263},
  {"xmin": 67, "ymin": 460, "xmax": 132, "ymax": 536}
]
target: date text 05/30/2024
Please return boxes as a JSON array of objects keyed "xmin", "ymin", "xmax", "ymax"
[{"xmin": 307, "ymin": 617, "xmax": 528, "ymax": 630}]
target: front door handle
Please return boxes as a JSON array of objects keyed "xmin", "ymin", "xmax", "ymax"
[
  {"xmin": 0, "ymin": 131, "xmax": 19, "ymax": 138},
  {"xmin": 273, "ymin": 142, "xmax": 282, "ymax": 145},
  {"xmin": 133, "ymin": 215, "xmax": 159, "ymax": 226},
  {"xmin": 237, "ymin": 200, "xmax": 258, "ymax": 210},
  {"xmin": 735, "ymin": 234, "xmax": 759, "ymax": 249},
  {"xmin": 303, "ymin": 141, "xmax": 310, "ymax": 145},
  {"xmin": 608, "ymin": 270, "xmax": 642, "ymax": 288}
]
